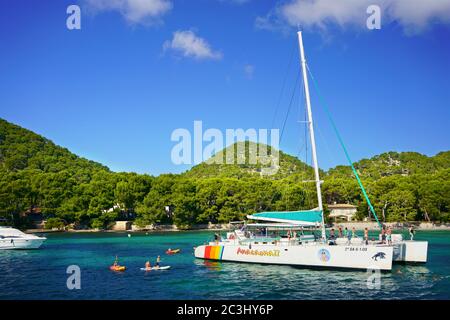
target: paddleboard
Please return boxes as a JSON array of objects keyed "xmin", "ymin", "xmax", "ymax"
[{"xmin": 140, "ymin": 266, "xmax": 171, "ymax": 271}]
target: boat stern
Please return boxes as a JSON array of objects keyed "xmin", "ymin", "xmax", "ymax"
[
  {"xmin": 194, "ymin": 244, "xmax": 224, "ymax": 261},
  {"xmin": 393, "ymin": 241, "xmax": 428, "ymax": 263}
]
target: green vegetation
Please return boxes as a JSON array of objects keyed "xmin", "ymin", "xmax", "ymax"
[{"xmin": 1, "ymin": 118, "xmax": 449, "ymax": 229}]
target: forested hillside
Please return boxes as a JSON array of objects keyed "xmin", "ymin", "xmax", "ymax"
[
  {"xmin": 0, "ymin": 118, "xmax": 449, "ymax": 229},
  {"xmin": 184, "ymin": 141, "xmax": 316, "ymax": 180}
]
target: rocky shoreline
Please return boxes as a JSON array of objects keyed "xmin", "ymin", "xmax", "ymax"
[
  {"xmin": 331, "ymin": 221, "xmax": 450, "ymax": 231},
  {"xmin": 25, "ymin": 221, "xmax": 450, "ymax": 234}
]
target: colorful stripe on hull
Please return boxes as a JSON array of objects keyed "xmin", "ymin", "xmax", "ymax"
[{"xmin": 204, "ymin": 245, "xmax": 224, "ymax": 260}]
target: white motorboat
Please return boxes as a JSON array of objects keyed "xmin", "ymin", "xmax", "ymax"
[
  {"xmin": 194, "ymin": 31, "xmax": 428, "ymax": 271},
  {"xmin": 0, "ymin": 227, "xmax": 46, "ymax": 249}
]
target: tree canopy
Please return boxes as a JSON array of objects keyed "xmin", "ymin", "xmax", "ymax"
[{"xmin": 1, "ymin": 118, "xmax": 449, "ymax": 229}]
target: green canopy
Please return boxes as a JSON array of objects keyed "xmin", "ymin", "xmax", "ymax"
[{"xmin": 247, "ymin": 210, "xmax": 322, "ymax": 226}]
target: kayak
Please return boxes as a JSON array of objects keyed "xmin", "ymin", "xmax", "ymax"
[
  {"xmin": 140, "ymin": 266, "xmax": 171, "ymax": 271},
  {"xmin": 110, "ymin": 265, "xmax": 126, "ymax": 272},
  {"xmin": 166, "ymin": 249, "xmax": 180, "ymax": 255}
]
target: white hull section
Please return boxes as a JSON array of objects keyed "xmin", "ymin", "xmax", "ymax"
[
  {"xmin": 393, "ymin": 241, "xmax": 428, "ymax": 263},
  {"xmin": 0, "ymin": 238, "xmax": 45, "ymax": 249},
  {"xmin": 195, "ymin": 243, "xmax": 393, "ymax": 271}
]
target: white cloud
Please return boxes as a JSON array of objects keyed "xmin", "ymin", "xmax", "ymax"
[
  {"xmin": 244, "ymin": 64, "xmax": 255, "ymax": 79},
  {"xmin": 257, "ymin": 0, "xmax": 450, "ymax": 34},
  {"xmin": 163, "ymin": 30, "xmax": 223, "ymax": 60},
  {"xmin": 84, "ymin": 0, "xmax": 172, "ymax": 25}
]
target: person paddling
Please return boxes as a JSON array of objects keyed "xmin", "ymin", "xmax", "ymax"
[
  {"xmin": 156, "ymin": 255, "xmax": 161, "ymax": 267},
  {"xmin": 145, "ymin": 260, "xmax": 151, "ymax": 271}
]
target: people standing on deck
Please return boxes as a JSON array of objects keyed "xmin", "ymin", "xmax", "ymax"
[
  {"xmin": 338, "ymin": 226, "xmax": 343, "ymax": 238},
  {"xmin": 329, "ymin": 228, "xmax": 335, "ymax": 239},
  {"xmin": 352, "ymin": 227, "xmax": 357, "ymax": 238},
  {"xmin": 386, "ymin": 227, "xmax": 392, "ymax": 245},
  {"xmin": 381, "ymin": 226, "xmax": 386, "ymax": 244},
  {"xmin": 346, "ymin": 228, "xmax": 352, "ymax": 244},
  {"xmin": 329, "ymin": 228, "xmax": 336, "ymax": 245},
  {"xmin": 409, "ymin": 226, "xmax": 415, "ymax": 240},
  {"xmin": 364, "ymin": 227, "xmax": 369, "ymax": 245}
]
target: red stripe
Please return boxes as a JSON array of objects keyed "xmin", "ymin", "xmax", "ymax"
[{"xmin": 204, "ymin": 246, "xmax": 212, "ymax": 259}]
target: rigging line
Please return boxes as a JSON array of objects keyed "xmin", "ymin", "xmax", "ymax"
[
  {"xmin": 298, "ymin": 72, "xmax": 311, "ymax": 183},
  {"xmin": 296, "ymin": 72, "xmax": 305, "ymax": 158},
  {"xmin": 297, "ymin": 68, "xmax": 313, "ymax": 210},
  {"xmin": 314, "ymin": 116, "xmax": 352, "ymax": 204},
  {"xmin": 305, "ymin": 63, "xmax": 383, "ymax": 229},
  {"xmin": 279, "ymin": 71, "xmax": 301, "ymax": 144},
  {"xmin": 271, "ymin": 40, "xmax": 297, "ymax": 129}
]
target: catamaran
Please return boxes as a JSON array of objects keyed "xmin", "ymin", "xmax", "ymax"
[{"xmin": 194, "ymin": 32, "xmax": 428, "ymax": 271}]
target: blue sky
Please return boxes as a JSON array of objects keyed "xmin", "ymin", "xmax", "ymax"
[{"xmin": 1, "ymin": 0, "xmax": 449, "ymax": 175}]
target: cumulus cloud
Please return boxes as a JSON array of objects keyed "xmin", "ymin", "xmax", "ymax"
[
  {"xmin": 84, "ymin": 0, "xmax": 172, "ymax": 25},
  {"xmin": 257, "ymin": 0, "xmax": 450, "ymax": 34},
  {"xmin": 163, "ymin": 30, "xmax": 223, "ymax": 60}
]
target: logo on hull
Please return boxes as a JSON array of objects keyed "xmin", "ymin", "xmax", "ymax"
[
  {"xmin": 372, "ymin": 252, "xmax": 386, "ymax": 261},
  {"xmin": 318, "ymin": 249, "xmax": 330, "ymax": 262}
]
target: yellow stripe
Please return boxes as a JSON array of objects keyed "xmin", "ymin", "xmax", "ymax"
[{"xmin": 211, "ymin": 246, "xmax": 218, "ymax": 259}]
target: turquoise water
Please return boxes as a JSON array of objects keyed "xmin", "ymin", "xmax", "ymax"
[{"xmin": 0, "ymin": 230, "xmax": 449, "ymax": 300}]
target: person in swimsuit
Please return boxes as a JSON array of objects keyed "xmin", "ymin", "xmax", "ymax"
[
  {"xmin": 409, "ymin": 226, "xmax": 415, "ymax": 240},
  {"xmin": 387, "ymin": 227, "xmax": 392, "ymax": 245},
  {"xmin": 156, "ymin": 255, "xmax": 161, "ymax": 267},
  {"xmin": 381, "ymin": 226, "xmax": 386, "ymax": 244},
  {"xmin": 145, "ymin": 260, "xmax": 151, "ymax": 271},
  {"xmin": 346, "ymin": 228, "xmax": 352, "ymax": 245},
  {"xmin": 364, "ymin": 227, "xmax": 369, "ymax": 245},
  {"xmin": 329, "ymin": 228, "xmax": 336, "ymax": 245}
]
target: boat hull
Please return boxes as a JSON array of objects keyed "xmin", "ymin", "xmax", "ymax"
[
  {"xmin": 393, "ymin": 241, "xmax": 428, "ymax": 263},
  {"xmin": 0, "ymin": 238, "xmax": 46, "ymax": 250},
  {"xmin": 195, "ymin": 243, "xmax": 393, "ymax": 271}
]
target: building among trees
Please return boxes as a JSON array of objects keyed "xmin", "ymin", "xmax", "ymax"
[{"xmin": 328, "ymin": 204, "xmax": 357, "ymax": 222}]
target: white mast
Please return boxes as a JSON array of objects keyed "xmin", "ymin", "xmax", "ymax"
[{"xmin": 297, "ymin": 31, "xmax": 326, "ymax": 240}]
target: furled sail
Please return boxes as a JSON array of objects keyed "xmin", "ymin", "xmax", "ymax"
[{"xmin": 247, "ymin": 209, "xmax": 322, "ymax": 226}]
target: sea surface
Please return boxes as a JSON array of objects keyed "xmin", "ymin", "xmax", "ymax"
[{"xmin": 0, "ymin": 230, "xmax": 449, "ymax": 300}]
